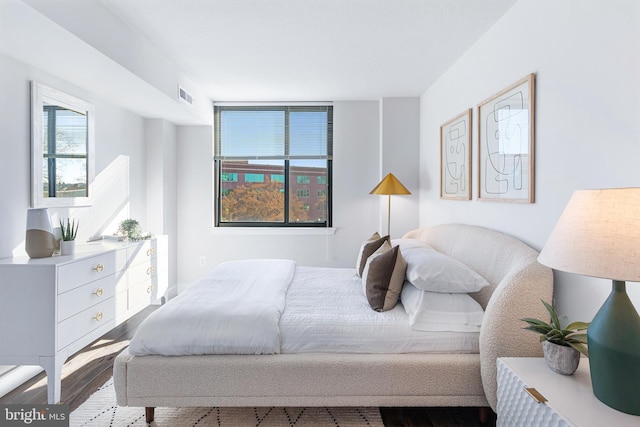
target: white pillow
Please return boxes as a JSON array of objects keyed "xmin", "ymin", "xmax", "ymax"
[
  {"xmin": 393, "ymin": 238, "xmax": 489, "ymax": 293},
  {"xmin": 400, "ymin": 281, "xmax": 484, "ymax": 332}
]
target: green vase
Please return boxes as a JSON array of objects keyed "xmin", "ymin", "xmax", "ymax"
[{"xmin": 587, "ymin": 280, "xmax": 640, "ymax": 415}]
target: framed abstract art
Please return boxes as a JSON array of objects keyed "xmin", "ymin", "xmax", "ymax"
[
  {"xmin": 478, "ymin": 73, "xmax": 535, "ymax": 203},
  {"xmin": 440, "ymin": 109, "xmax": 472, "ymax": 200}
]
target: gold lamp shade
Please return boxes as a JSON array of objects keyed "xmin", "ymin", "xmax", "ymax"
[
  {"xmin": 370, "ymin": 173, "xmax": 411, "ymax": 236},
  {"xmin": 370, "ymin": 173, "xmax": 411, "ymax": 196}
]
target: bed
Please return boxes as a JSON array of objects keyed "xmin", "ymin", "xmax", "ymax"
[{"xmin": 114, "ymin": 224, "xmax": 553, "ymax": 422}]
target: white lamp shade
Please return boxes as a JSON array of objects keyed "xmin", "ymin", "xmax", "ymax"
[{"xmin": 538, "ymin": 188, "xmax": 640, "ymax": 282}]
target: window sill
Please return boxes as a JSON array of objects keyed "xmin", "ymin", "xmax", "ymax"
[{"xmin": 209, "ymin": 227, "xmax": 337, "ymax": 236}]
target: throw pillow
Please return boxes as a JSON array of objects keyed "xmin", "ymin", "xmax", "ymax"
[
  {"xmin": 361, "ymin": 242, "xmax": 407, "ymax": 312},
  {"xmin": 355, "ymin": 232, "xmax": 389, "ymax": 277}
]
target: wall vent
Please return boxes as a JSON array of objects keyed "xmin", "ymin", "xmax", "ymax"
[{"xmin": 178, "ymin": 85, "xmax": 193, "ymax": 105}]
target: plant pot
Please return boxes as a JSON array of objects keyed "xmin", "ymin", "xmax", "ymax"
[
  {"xmin": 60, "ymin": 240, "xmax": 76, "ymax": 256},
  {"xmin": 543, "ymin": 340, "xmax": 580, "ymax": 375}
]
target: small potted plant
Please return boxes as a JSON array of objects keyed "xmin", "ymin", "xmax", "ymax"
[
  {"xmin": 117, "ymin": 218, "xmax": 151, "ymax": 241},
  {"xmin": 59, "ymin": 218, "xmax": 78, "ymax": 256},
  {"xmin": 521, "ymin": 300, "xmax": 589, "ymax": 375}
]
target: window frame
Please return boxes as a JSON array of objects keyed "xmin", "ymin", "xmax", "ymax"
[{"xmin": 213, "ymin": 104, "xmax": 333, "ymax": 228}]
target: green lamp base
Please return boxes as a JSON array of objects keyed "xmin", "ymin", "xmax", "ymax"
[{"xmin": 587, "ymin": 280, "xmax": 640, "ymax": 416}]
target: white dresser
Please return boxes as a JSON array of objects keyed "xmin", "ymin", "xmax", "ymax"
[
  {"xmin": 497, "ymin": 357, "xmax": 639, "ymax": 426},
  {"xmin": 0, "ymin": 236, "xmax": 167, "ymax": 404}
]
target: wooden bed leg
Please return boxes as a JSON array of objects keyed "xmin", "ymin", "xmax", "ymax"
[
  {"xmin": 145, "ymin": 407, "xmax": 155, "ymax": 423},
  {"xmin": 478, "ymin": 406, "xmax": 489, "ymax": 424}
]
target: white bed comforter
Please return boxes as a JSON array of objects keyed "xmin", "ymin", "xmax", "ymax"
[{"xmin": 128, "ymin": 259, "xmax": 296, "ymax": 356}]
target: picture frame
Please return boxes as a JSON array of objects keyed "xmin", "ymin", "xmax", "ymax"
[
  {"xmin": 478, "ymin": 73, "xmax": 535, "ymax": 203},
  {"xmin": 440, "ymin": 109, "xmax": 472, "ymax": 200}
]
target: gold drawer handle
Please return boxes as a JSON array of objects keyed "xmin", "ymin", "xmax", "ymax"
[
  {"xmin": 147, "ymin": 284, "xmax": 155, "ymax": 294},
  {"xmin": 146, "ymin": 248, "xmax": 155, "ymax": 256},
  {"xmin": 93, "ymin": 311, "xmax": 104, "ymax": 322},
  {"xmin": 93, "ymin": 288, "xmax": 104, "ymax": 297},
  {"xmin": 147, "ymin": 266, "xmax": 155, "ymax": 275},
  {"xmin": 524, "ymin": 387, "xmax": 547, "ymax": 404},
  {"xmin": 93, "ymin": 263, "xmax": 104, "ymax": 273}
]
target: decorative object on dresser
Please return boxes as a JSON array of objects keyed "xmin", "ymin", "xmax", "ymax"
[
  {"xmin": 440, "ymin": 109, "xmax": 472, "ymax": 200},
  {"xmin": 116, "ymin": 218, "xmax": 151, "ymax": 241},
  {"xmin": 538, "ymin": 188, "xmax": 640, "ymax": 415},
  {"xmin": 497, "ymin": 358, "xmax": 639, "ymax": 426},
  {"xmin": 477, "ymin": 73, "xmax": 535, "ymax": 203},
  {"xmin": 521, "ymin": 300, "xmax": 588, "ymax": 375},
  {"xmin": 0, "ymin": 236, "xmax": 167, "ymax": 404},
  {"xmin": 59, "ymin": 218, "xmax": 78, "ymax": 256},
  {"xmin": 369, "ymin": 173, "xmax": 411, "ymax": 236},
  {"xmin": 25, "ymin": 207, "xmax": 55, "ymax": 258}
]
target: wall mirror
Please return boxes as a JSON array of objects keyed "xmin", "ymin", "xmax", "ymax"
[{"xmin": 31, "ymin": 81, "xmax": 95, "ymax": 208}]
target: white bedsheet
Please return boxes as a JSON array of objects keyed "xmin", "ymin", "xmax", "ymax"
[
  {"xmin": 280, "ymin": 266, "xmax": 479, "ymax": 354},
  {"xmin": 128, "ymin": 259, "xmax": 295, "ymax": 356}
]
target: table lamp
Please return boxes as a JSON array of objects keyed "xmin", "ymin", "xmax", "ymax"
[
  {"xmin": 537, "ymin": 188, "xmax": 640, "ymax": 415},
  {"xmin": 370, "ymin": 173, "xmax": 411, "ymax": 236}
]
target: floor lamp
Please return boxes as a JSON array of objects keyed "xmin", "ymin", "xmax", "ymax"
[
  {"xmin": 370, "ymin": 173, "xmax": 411, "ymax": 236},
  {"xmin": 537, "ymin": 188, "xmax": 640, "ymax": 415}
]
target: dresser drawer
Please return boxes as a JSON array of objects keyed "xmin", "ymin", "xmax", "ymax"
[
  {"xmin": 57, "ymin": 252, "xmax": 118, "ymax": 294},
  {"xmin": 128, "ymin": 279, "xmax": 157, "ymax": 311},
  {"xmin": 57, "ymin": 297, "xmax": 116, "ymax": 351},
  {"xmin": 497, "ymin": 359, "xmax": 571, "ymax": 427},
  {"xmin": 128, "ymin": 259, "xmax": 157, "ymax": 287},
  {"xmin": 58, "ymin": 274, "xmax": 115, "ymax": 321},
  {"xmin": 127, "ymin": 240, "xmax": 157, "ymax": 268}
]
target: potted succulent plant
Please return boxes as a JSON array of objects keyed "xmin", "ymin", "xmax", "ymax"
[
  {"xmin": 521, "ymin": 300, "xmax": 589, "ymax": 375},
  {"xmin": 59, "ymin": 218, "xmax": 78, "ymax": 256}
]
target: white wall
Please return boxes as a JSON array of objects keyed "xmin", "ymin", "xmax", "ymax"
[
  {"xmin": 0, "ymin": 53, "xmax": 152, "ymax": 259},
  {"xmin": 380, "ymin": 97, "xmax": 421, "ymax": 238},
  {"xmin": 419, "ymin": 0, "xmax": 640, "ymax": 322},
  {"xmin": 146, "ymin": 119, "xmax": 178, "ymax": 290},
  {"xmin": 175, "ymin": 100, "xmax": 420, "ymax": 289}
]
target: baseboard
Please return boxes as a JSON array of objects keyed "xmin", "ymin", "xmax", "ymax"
[
  {"xmin": 176, "ymin": 282, "xmax": 192, "ymax": 295},
  {"xmin": 0, "ymin": 366, "xmax": 43, "ymax": 399},
  {"xmin": 165, "ymin": 284, "xmax": 179, "ymax": 300}
]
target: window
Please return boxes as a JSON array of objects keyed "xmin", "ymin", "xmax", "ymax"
[
  {"xmin": 244, "ymin": 173, "xmax": 264, "ymax": 183},
  {"xmin": 221, "ymin": 173, "xmax": 237, "ymax": 182},
  {"xmin": 214, "ymin": 105, "xmax": 332, "ymax": 227},
  {"xmin": 43, "ymin": 106, "xmax": 89, "ymax": 198}
]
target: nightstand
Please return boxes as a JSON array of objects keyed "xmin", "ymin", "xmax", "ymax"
[{"xmin": 497, "ymin": 357, "xmax": 639, "ymax": 426}]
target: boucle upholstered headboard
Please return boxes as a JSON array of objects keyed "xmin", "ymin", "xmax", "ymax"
[{"xmin": 403, "ymin": 224, "xmax": 553, "ymax": 410}]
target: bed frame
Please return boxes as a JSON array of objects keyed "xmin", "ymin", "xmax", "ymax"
[{"xmin": 114, "ymin": 224, "xmax": 553, "ymax": 422}]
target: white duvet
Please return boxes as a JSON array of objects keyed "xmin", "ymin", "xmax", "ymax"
[{"xmin": 128, "ymin": 259, "xmax": 295, "ymax": 356}]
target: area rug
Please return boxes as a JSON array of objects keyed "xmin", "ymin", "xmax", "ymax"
[{"xmin": 70, "ymin": 378, "xmax": 384, "ymax": 426}]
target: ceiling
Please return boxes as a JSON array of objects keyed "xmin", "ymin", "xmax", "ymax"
[{"xmin": 98, "ymin": 0, "xmax": 518, "ymax": 102}]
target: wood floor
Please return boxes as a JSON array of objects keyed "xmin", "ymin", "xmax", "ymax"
[{"xmin": 0, "ymin": 306, "xmax": 495, "ymax": 427}]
